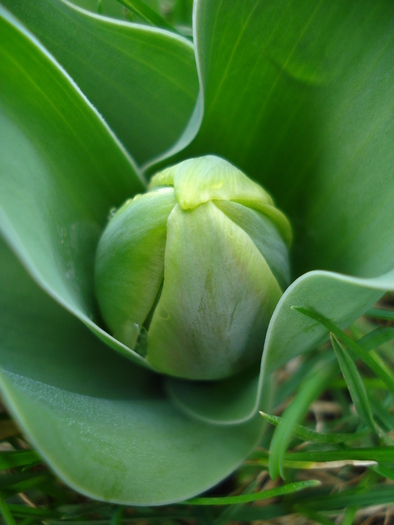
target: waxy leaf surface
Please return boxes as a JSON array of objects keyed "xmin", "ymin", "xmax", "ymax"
[
  {"xmin": 0, "ymin": 239, "xmax": 264, "ymax": 504},
  {"xmin": 1, "ymin": 0, "xmax": 394, "ymax": 505},
  {"xmin": 2, "ymin": 0, "xmax": 199, "ymax": 165}
]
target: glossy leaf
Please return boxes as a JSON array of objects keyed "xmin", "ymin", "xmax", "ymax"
[
  {"xmin": 148, "ymin": 0, "xmax": 394, "ymax": 428},
  {"xmin": 1, "ymin": 0, "xmax": 394, "ymax": 506},
  {"xmin": 2, "ymin": 0, "xmax": 198, "ymax": 165},
  {"xmin": 166, "ymin": 270, "xmax": 394, "ymax": 424},
  {"xmin": 147, "ymin": 200, "xmax": 281, "ymax": 379},
  {"xmin": 150, "ymin": 0, "xmax": 394, "ymax": 280},
  {"xmin": 0, "ymin": 239, "xmax": 264, "ymax": 504},
  {"xmin": 0, "ymin": 7, "xmax": 155, "ymax": 367}
]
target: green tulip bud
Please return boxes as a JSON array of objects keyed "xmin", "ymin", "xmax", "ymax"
[{"xmin": 94, "ymin": 156, "xmax": 292, "ymax": 380}]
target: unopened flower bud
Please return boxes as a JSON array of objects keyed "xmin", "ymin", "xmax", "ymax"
[{"xmin": 95, "ymin": 156, "xmax": 292, "ymax": 380}]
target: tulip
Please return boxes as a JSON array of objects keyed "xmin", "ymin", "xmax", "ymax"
[
  {"xmin": 95, "ymin": 156, "xmax": 291, "ymax": 380},
  {"xmin": 0, "ymin": 0, "xmax": 393, "ymax": 507}
]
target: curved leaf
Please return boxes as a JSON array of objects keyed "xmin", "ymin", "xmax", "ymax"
[
  {"xmin": 166, "ymin": 269, "xmax": 394, "ymax": 423},
  {"xmin": 147, "ymin": 201, "xmax": 281, "ymax": 380},
  {"xmin": 0, "ymin": 238, "xmax": 264, "ymax": 505},
  {"xmin": 149, "ymin": 0, "xmax": 394, "ymax": 280},
  {"xmin": 2, "ymin": 0, "xmax": 199, "ymax": 165},
  {"xmin": 0, "ymin": 7, "xmax": 151, "ymax": 367},
  {"xmin": 147, "ymin": 0, "xmax": 394, "ymax": 426}
]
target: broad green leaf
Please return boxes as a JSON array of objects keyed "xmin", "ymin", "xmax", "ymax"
[
  {"xmin": 2, "ymin": 0, "xmax": 198, "ymax": 165},
  {"xmin": 147, "ymin": 201, "xmax": 281, "ymax": 379},
  {"xmin": 165, "ymin": 371, "xmax": 261, "ymax": 424},
  {"xmin": 166, "ymin": 270, "xmax": 394, "ymax": 424},
  {"xmin": 0, "ymin": 239, "xmax": 264, "ymax": 505},
  {"xmin": 149, "ymin": 0, "xmax": 394, "ymax": 281},
  {"xmin": 146, "ymin": 0, "xmax": 394, "ymax": 429},
  {"xmin": 0, "ymin": 7, "xmax": 153, "ymax": 367}
]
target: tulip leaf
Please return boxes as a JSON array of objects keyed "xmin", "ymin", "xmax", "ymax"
[
  {"xmin": 166, "ymin": 269, "xmax": 394, "ymax": 423},
  {"xmin": 94, "ymin": 189, "xmax": 176, "ymax": 351},
  {"xmin": 2, "ymin": 0, "xmax": 198, "ymax": 165},
  {"xmin": 0, "ymin": 239, "xmax": 264, "ymax": 505},
  {"xmin": 147, "ymin": 201, "xmax": 281, "ymax": 380},
  {"xmin": 0, "ymin": 7, "xmax": 157, "ymax": 367},
  {"xmin": 149, "ymin": 0, "xmax": 394, "ymax": 281}
]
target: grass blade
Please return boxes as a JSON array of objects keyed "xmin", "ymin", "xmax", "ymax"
[
  {"xmin": 370, "ymin": 464, "xmax": 394, "ymax": 481},
  {"xmin": 286, "ymin": 446, "xmax": 394, "ymax": 463},
  {"xmin": 331, "ymin": 335, "xmax": 377, "ymax": 431},
  {"xmin": 260, "ymin": 411, "xmax": 369, "ymax": 444},
  {"xmin": 268, "ymin": 358, "xmax": 337, "ymax": 479},
  {"xmin": 292, "ymin": 307, "xmax": 394, "ymax": 393},
  {"xmin": 294, "ymin": 484, "xmax": 394, "ymax": 511},
  {"xmin": 0, "ymin": 451, "xmax": 41, "ymax": 471},
  {"xmin": 357, "ymin": 327, "xmax": 394, "ymax": 351},
  {"xmin": 184, "ymin": 480, "xmax": 320, "ymax": 505},
  {"xmin": 0, "ymin": 499, "xmax": 17, "ymax": 525},
  {"xmin": 340, "ymin": 507, "xmax": 358, "ymax": 525},
  {"xmin": 366, "ymin": 308, "xmax": 394, "ymax": 321},
  {"xmin": 331, "ymin": 334, "xmax": 393, "ymax": 445}
]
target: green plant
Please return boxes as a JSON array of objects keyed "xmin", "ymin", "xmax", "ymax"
[{"xmin": 0, "ymin": 0, "xmax": 393, "ymax": 507}]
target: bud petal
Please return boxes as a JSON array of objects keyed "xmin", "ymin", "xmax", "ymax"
[
  {"xmin": 147, "ymin": 200, "xmax": 282, "ymax": 379},
  {"xmin": 95, "ymin": 156, "xmax": 291, "ymax": 380},
  {"xmin": 95, "ymin": 188, "xmax": 176, "ymax": 348}
]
